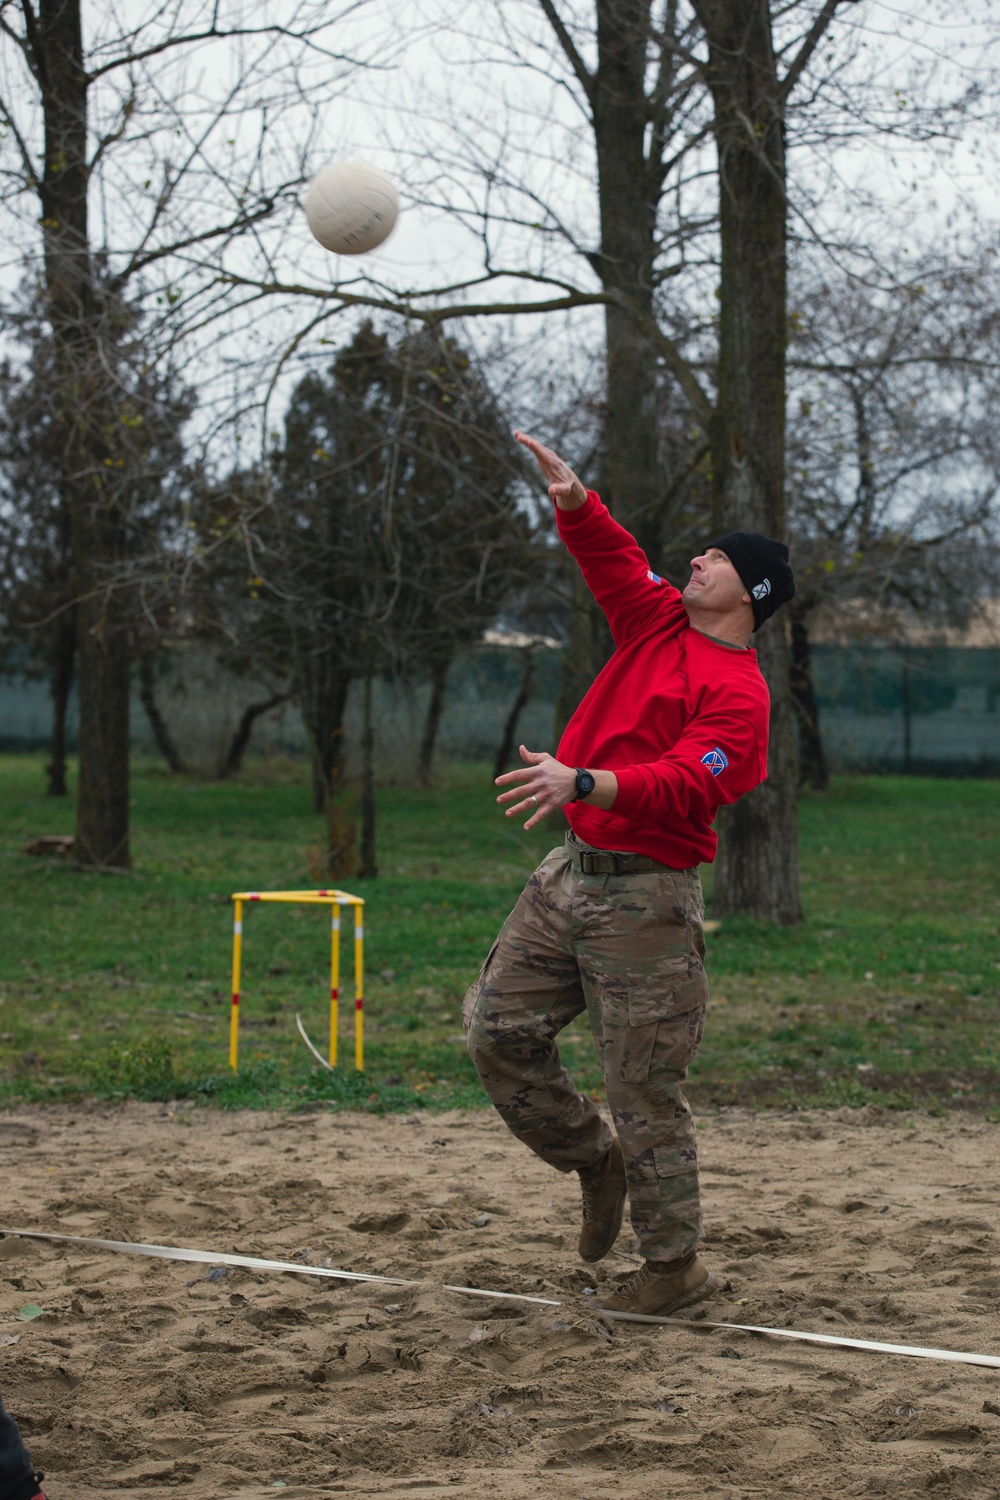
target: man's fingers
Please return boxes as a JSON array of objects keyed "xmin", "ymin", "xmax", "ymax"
[
  {"xmin": 504, "ymin": 793, "xmax": 544, "ymax": 820},
  {"xmin": 496, "ymin": 784, "xmax": 535, "ymax": 807},
  {"xmin": 519, "ymin": 744, "xmax": 545, "ymax": 764},
  {"xmin": 495, "ymin": 766, "xmax": 533, "ymax": 788},
  {"xmin": 506, "ymin": 795, "xmax": 550, "ymax": 826},
  {"xmin": 515, "ymin": 430, "xmax": 561, "ymax": 477},
  {"xmin": 515, "ymin": 429, "xmax": 549, "ymax": 459}
]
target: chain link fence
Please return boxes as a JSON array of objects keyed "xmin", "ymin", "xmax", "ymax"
[
  {"xmin": 3, "ymin": 643, "xmax": 998, "ymax": 777},
  {"xmin": 813, "ymin": 646, "xmax": 1000, "ymax": 776}
]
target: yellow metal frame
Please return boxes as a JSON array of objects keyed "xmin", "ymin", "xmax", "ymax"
[{"xmin": 228, "ymin": 889, "xmax": 365, "ymax": 1072}]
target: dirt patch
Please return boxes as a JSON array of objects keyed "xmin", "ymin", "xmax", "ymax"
[{"xmin": 1, "ymin": 1102, "xmax": 999, "ymax": 1498}]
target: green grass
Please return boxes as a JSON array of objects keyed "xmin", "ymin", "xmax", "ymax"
[{"xmin": 1, "ymin": 754, "xmax": 998, "ymax": 1114}]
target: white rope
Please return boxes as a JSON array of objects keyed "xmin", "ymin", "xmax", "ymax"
[
  {"xmin": 4, "ymin": 1227, "xmax": 999, "ymax": 1369},
  {"xmin": 295, "ymin": 1014, "xmax": 334, "ymax": 1071},
  {"xmin": 601, "ymin": 1310, "xmax": 1000, "ymax": 1368},
  {"xmin": 0, "ymin": 1229, "xmax": 559, "ymax": 1306}
]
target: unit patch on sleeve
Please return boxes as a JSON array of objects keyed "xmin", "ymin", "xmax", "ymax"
[
  {"xmin": 646, "ymin": 569, "xmax": 664, "ymax": 585},
  {"xmin": 700, "ymin": 747, "xmax": 730, "ymax": 776}
]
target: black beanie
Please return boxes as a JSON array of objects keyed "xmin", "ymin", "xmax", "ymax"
[{"xmin": 707, "ymin": 531, "xmax": 795, "ymax": 630}]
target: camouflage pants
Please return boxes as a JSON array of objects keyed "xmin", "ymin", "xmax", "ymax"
[{"xmin": 464, "ymin": 832, "xmax": 709, "ymax": 1265}]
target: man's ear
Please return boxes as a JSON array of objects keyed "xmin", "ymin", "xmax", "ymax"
[{"xmin": 741, "ymin": 590, "xmax": 752, "ymax": 606}]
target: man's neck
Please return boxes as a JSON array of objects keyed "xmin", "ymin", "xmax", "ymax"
[
  {"xmin": 684, "ymin": 604, "xmax": 753, "ymax": 649},
  {"xmin": 693, "ymin": 626, "xmax": 749, "ymax": 650}
]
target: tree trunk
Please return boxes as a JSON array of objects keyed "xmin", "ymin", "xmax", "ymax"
[
  {"xmin": 694, "ymin": 0, "xmax": 802, "ymax": 923},
  {"xmin": 593, "ymin": 0, "xmax": 663, "ymax": 554},
  {"xmin": 138, "ymin": 655, "xmax": 187, "ymax": 774},
  {"xmin": 545, "ymin": 1, "xmax": 693, "ymax": 744},
  {"xmin": 789, "ymin": 601, "xmax": 827, "ymax": 791},
  {"xmin": 73, "ymin": 595, "xmax": 132, "ymax": 868},
  {"xmin": 494, "ymin": 649, "xmax": 536, "ymax": 780},
  {"xmin": 358, "ymin": 673, "xmax": 377, "ymax": 879},
  {"xmin": 417, "ymin": 656, "xmax": 450, "ymax": 787},
  {"xmin": 290, "ymin": 639, "xmax": 354, "ymax": 874},
  {"xmin": 713, "ymin": 622, "xmax": 800, "ymax": 919},
  {"xmin": 294, "ymin": 644, "xmax": 351, "ymax": 813},
  {"xmin": 221, "ymin": 691, "xmax": 291, "ymax": 778},
  {"xmin": 39, "ymin": 0, "xmax": 132, "ymax": 867},
  {"xmin": 323, "ymin": 766, "xmax": 357, "ymax": 880},
  {"xmin": 46, "ymin": 609, "xmax": 76, "ymax": 797}
]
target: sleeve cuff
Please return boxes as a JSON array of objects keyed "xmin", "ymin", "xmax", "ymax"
[
  {"xmin": 610, "ymin": 765, "xmax": 647, "ymax": 818},
  {"xmin": 554, "ymin": 489, "xmax": 600, "ymax": 532}
]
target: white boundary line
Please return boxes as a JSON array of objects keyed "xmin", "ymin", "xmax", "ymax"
[{"xmin": 4, "ymin": 1228, "xmax": 1000, "ymax": 1369}]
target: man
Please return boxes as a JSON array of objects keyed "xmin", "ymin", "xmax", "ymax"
[
  {"xmin": 0, "ymin": 1391, "xmax": 45, "ymax": 1500},
  {"xmin": 464, "ymin": 431, "xmax": 795, "ymax": 1318}
]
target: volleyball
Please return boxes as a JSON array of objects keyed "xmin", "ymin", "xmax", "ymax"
[{"xmin": 305, "ymin": 160, "xmax": 399, "ymax": 255}]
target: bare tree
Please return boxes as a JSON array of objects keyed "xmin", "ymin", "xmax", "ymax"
[
  {"xmin": 6, "ymin": 0, "xmax": 989, "ymax": 910},
  {"xmin": 217, "ymin": 1, "xmax": 993, "ymax": 921},
  {"xmin": 0, "ymin": 0, "xmax": 390, "ymax": 865},
  {"xmin": 785, "ymin": 251, "xmax": 1000, "ymax": 781},
  {"xmin": 438, "ymin": 1, "xmax": 991, "ymax": 921},
  {"xmin": 0, "ymin": 272, "xmax": 195, "ymax": 800}
]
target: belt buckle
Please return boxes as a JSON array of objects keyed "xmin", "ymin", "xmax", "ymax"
[{"xmin": 580, "ymin": 851, "xmax": 595, "ymax": 875}]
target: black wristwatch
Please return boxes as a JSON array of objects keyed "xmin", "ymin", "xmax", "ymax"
[{"xmin": 572, "ymin": 768, "xmax": 596, "ymax": 802}]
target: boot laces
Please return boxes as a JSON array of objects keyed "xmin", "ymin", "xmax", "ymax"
[
  {"xmin": 615, "ymin": 1262, "xmax": 655, "ymax": 1301},
  {"xmin": 579, "ymin": 1153, "xmax": 609, "ymax": 1223},
  {"xmin": 580, "ymin": 1172, "xmax": 598, "ymax": 1223}
]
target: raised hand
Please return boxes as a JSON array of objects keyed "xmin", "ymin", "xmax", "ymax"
[
  {"xmin": 495, "ymin": 743, "xmax": 577, "ymax": 830},
  {"xmin": 515, "ymin": 431, "xmax": 588, "ymax": 509}
]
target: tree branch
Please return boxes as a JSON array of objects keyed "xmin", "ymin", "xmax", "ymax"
[
  {"xmin": 216, "ymin": 271, "xmax": 611, "ymax": 325},
  {"xmin": 210, "ymin": 260, "xmax": 717, "ymax": 429},
  {"xmin": 536, "ymin": 0, "xmax": 595, "ymax": 110},
  {"xmin": 0, "ymin": 88, "xmax": 39, "ymax": 192},
  {"xmin": 114, "ymin": 198, "xmax": 279, "ymax": 285},
  {"xmin": 14, "ymin": 0, "xmax": 45, "ymax": 87},
  {"xmin": 633, "ymin": 306, "xmax": 714, "ymax": 427},
  {"xmin": 778, "ymin": 0, "xmax": 851, "ymax": 108},
  {"xmin": 88, "ymin": 89, "xmax": 136, "ymax": 174},
  {"xmin": 85, "ymin": 22, "xmax": 363, "ymax": 81}
]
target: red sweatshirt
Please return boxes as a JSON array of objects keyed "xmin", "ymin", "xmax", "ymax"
[{"xmin": 556, "ymin": 492, "xmax": 770, "ymax": 868}]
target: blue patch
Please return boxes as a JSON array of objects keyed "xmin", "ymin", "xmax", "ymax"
[
  {"xmin": 646, "ymin": 569, "xmax": 663, "ymax": 585},
  {"xmin": 701, "ymin": 747, "xmax": 729, "ymax": 776}
]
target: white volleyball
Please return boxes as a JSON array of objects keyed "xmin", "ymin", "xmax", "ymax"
[{"xmin": 305, "ymin": 160, "xmax": 399, "ymax": 256}]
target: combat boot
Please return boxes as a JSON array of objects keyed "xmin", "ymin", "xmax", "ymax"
[
  {"xmin": 577, "ymin": 1137, "xmax": 627, "ymax": 1262},
  {"xmin": 596, "ymin": 1252, "xmax": 715, "ymax": 1317}
]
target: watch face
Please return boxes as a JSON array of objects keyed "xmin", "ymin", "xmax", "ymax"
[{"xmin": 577, "ymin": 770, "xmax": 596, "ymax": 797}]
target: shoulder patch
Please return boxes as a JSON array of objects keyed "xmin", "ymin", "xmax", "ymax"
[
  {"xmin": 646, "ymin": 569, "xmax": 663, "ymax": 585},
  {"xmin": 700, "ymin": 747, "xmax": 729, "ymax": 776}
]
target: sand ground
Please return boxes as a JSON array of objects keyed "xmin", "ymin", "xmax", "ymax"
[{"xmin": 0, "ymin": 1102, "xmax": 999, "ymax": 1499}]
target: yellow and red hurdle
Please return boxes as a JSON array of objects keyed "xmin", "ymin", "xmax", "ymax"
[{"xmin": 229, "ymin": 889, "xmax": 365, "ymax": 1072}]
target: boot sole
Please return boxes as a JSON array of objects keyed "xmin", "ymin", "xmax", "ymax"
[{"xmin": 578, "ymin": 1168, "xmax": 628, "ymax": 1263}]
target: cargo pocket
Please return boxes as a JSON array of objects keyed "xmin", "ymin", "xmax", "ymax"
[
  {"xmin": 620, "ymin": 958, "xmax": 709, "ymax": 1085},
  {"xmin": 652, "ymin": 1140, "xmax": 699, "ymax": 1179},
  {"xmin": 462, "ymin": 938, "xmax": 501, "ymax": 1031},
  {"xmin": 627, "ymin": 954, "xmax": 709, "ymax": 1028},
  {"xmin": 620, "ymin": 1017, "xmax": 659, "ymax": 1084}
]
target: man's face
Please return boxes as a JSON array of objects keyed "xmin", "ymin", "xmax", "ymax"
[{"xmin": 681, "ymin": 548, "xmax": 750, "ymax": 615}]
